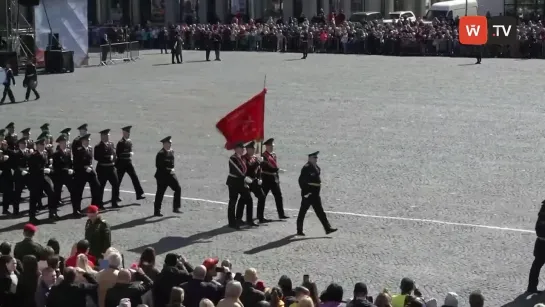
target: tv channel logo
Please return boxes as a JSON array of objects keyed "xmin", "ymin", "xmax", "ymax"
[{"xmin": 459, "ymin": 16, "xmax": 517, "ymax": 45}]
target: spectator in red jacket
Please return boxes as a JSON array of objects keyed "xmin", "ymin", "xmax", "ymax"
[{"xmin": 65, "ymin": 240, "xmax": 97, "ymax": 268}]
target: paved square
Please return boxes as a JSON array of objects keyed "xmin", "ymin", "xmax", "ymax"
[{"xmin": 0, "ymin": 51, "xmax": 543, "ymax": 306}]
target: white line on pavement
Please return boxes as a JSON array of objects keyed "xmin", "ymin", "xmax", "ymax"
[{"xmin": 88, "ymin": 187, "xmax": 535, "ymax": 234}]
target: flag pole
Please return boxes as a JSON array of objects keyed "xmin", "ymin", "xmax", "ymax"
[{"xmin": 259, "ymin": 75, "xmax": 267, "ymax": 155}]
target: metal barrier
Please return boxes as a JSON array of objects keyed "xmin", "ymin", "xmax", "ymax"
[{"xmin": 99, "ymin": 41, "xmax": 140, "ymax": 66}]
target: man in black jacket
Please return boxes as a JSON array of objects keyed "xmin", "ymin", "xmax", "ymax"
[
  {"xmin": 153, "ymin": 253, "xmax": 193, "ymax": 307},
  {"xmin": 23, "ymin": 60, "xmax": 39, "ymax": 101},
  {"xmin": 105, "ymin": 268, "xmax": 153, "ymax": 307},
  {"xmin": 346, "ymin": 282, "xmax": 376, "ymax": 307},
  {"xmin": 240, "ymin": 268, "xmax": 265, "ymax": 307},
  {"xmin": 46, "ymin": 267, "xmax": 98, "ymax": 307},
  {"xmin": 181, "ymin": 265, "xmax": 223, "ymax": 307},
  {"xmin": 527, "ymin": 200, "xmax": 545, "ymax": 293}
]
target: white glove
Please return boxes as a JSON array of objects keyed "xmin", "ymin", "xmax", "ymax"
[
  {"xmin": 258, "ymin": 179, "xmax": 262, "ymax": 185},
  {"xmin": 170, "ymin": 169, "xmax": 175, "ymax": 175},
  {"xmin": 3, "ymin": 155, "xmax": 8, "ymax": 161},
  {"xmin": 257, "ymin": 156, "xmax": 263, "ymax": 163},
  {"xmin": 68, "ymin": 169, "xmax": 74, "ymax": 175},
  {"xmin": 130, "ymin": 152, "xmax": 134, "ymax": 156},
  {"xmin": 49, "ymin": 159, "xmax": 53, "ymax": 164},
  {"xmin": 86, "ymin": 167, "xmax": 92, "ymax": 173},
  {"xmin": 29, "ymin": 149, "xmax": 34, "ymax": 153},
  {"xmin": 278, "ymin": 169, "xmax": 286, "ymax": 173},
  {"xmin": 0, "ymin": 170, "xmax": 2, "ymax": 175},
  {"xmin": 304, "ymin": 193, "xmax": 311, "ymax": 198},
  {"xmin": 110, "ymin": 155, "xmax": 114, "ymax": 161},
  {"xmin": 22, "ymin": 170, "xmax": 28, "ymax": 176},
  {"xmin": 244, "ymin": 177, "xmax": 253, "ymax": 184},
  {"xmin": 44, "ymin": 168, "xmax": 51, "ymax": 174}
]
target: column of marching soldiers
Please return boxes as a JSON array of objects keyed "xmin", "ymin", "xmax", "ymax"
[{"xmin": 0, "ymin": 122, "xmax": 337, "ymax": 235}]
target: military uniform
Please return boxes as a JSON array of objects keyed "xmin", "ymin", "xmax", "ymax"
[
  {"xmin": 204, "ymin": 31, "xmax": 212, "ymax": 61},
  {"xmin": 21, "ymin": 128, "xmax": 34, "ymax": 150},
  {"xmin": 94, "ymin": 129, "xmax": 120, "ymax": 208},
  {"xmin": 0, "ymin": 136, "xmax": 14, "ymax": 215},
  {"xmin": 115, "ymin": 126, "xmax": 145, "ymax": 199},
  {"xmin": 226, "ymin": 143, "xmax": 252, "ymax": 229},
  {"xmin": 85, "ymin": 214, "xmax": 111, "ymax": 259},
  {"xmin": 14, "ymin": 237, "xmax": 44, "ymax": 260},
  {"xmin": 5, "ymin": 122, "xmax": 17, "ymax": 150},
  {"xmin": 11, "ymin": 138, "xmax": 31, "ymax": 215},
  {"xmin": 296, "ymin": 151, "xmax": 337, "ymax": 236},
  {"xmin": 23, "ymin": 62, "xmax": 40, "ymax": 101},
  {"xmin": 154, "ymin": 136, "xmax": 182, "ymax": 216},
  {"xmin": 528, "ymin": 200, "xmax": 545, "ymax": 293},
  {"xmin": 71, "ymin": 123, "xmax": 88, "ymax": 152},
  {"xmin": 236, "ymin": 141, "xmax": 262, "ymax": 226},
  {"xmin": 52, "ymin": 134, "xmax": 78, "ymax": 216},
  {"xmin": 0, "ymin": 66, "xmax": 16, "ymax": 104},
  {"xmin": 28, "ymin": 138, "xmax": 56, "ymax": 221},
  {"xmin": 258, "ymin": 138, "xmax": 288, "ymax": 220},
  {"xmin": 301, "ymin": 30, "xmax": 309, "ymax": 59},
  {"xmin": 72, "ymin": 133, "xmax": 101, "ymax": 209},
  {"xmin": 172, "ymin": 35, "xmax": 183, "ymax": 64},
  {"xmin": 212, "ymin": 31, "xmax": 222, "ymax": 61}
]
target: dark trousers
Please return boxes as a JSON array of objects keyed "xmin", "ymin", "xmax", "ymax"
[
  {"xmin": 117, "ymin": 161, "xmax": 144, "ymax": 196},
  {"xmin": 29, "ymin": 175, "xmax": 54, "ymax": 218},
  {"xmin": 257, "ymin": 176, "xmax": 286, "ymax": 218},
  {"xmin": 249, "ymin": 182, "xmax": 266, "ymax": 219},
  {"xmin": 52, "ymin": 173, "xmax": 75, "ymax": 212},
  {"xmin": 205, "ymin": 48, "xmax": 211, "ymax": 60},
  {"xmin": 96, "ymin": 165, "xmax": 120, "ymax": 206},
  {"xmin": 301, "ymin": 42, "xmax": 309, "ymax": 58},
  {"xmin": 73, "ymin": 170, "xmax": 101, "ymax": 209},
  {"xmin": 172, "ymin": 50, "xmax": 182, "ymax": 63},
  {"xmin": 25, "ymin": 85, "xmax": 39, "ymax": 100},
  {"xmin": 1, "ymin": 84, "xmax": 15, "ymax": 103},
  {"xmin": 236, "ymin": 182, "xmax": 257, "ymax": 222},
  {"xmin": 296, "ymin": 192, "xmax": 331, "ymax": 233},
  {"xmin": 0, "ymin": 171, "xmax": 13, "ymax": 212},
  {"xmin": 528, "ymin": 239, "xmax": 545, "ymax": 291},
  {"xmin": 154, "ymin": 173, "xmax": 181, "ymax": 213},
  {"xmin": 13, "ymin": 172, "xmax": 29, "ymax": 213},
  {"xmin": 228, "ymin": 185, "xmax": 251, "ymax": 226},
  {"xmin": 161, "ymin": 40, "xmax": 168, "ymax": 53},
  {"xmin": 101, "ymin": 46, "xmax": 110, "ymax": 62},
  {"xmin": 214, "ymin": 44, "xmax": 221, "ymax": 60}
]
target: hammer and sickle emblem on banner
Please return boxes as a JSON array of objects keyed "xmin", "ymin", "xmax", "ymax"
[{"xmin": 241, "ymin": 116, "xmax": 256, "ymax": 136}]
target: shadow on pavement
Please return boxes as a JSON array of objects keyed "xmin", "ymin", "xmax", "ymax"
[
  {"xmin": 111, "ymin": 215, "xmax": 177, "ymax": 231},
  {"xmin": 243, "ymin": 234, "xmax": 331, "ymax": 255},
  {"xmin": 500, "ymin": 292, "xmax": 545, "ymax": 307},
  {"xmin": 128, "ymin": 225, "xmax": 245, "ymax": 255}
]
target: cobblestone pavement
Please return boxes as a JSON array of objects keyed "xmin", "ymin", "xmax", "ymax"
[{"xmin": 0, "ymin": 51, "xmax": 544, "ymax": 306}]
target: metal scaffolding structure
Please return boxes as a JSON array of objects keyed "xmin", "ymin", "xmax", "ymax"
[{"xmin": 1, "ymin": 0, "xmax": 34, "ymax": 66}]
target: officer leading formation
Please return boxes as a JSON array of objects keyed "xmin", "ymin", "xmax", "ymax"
[{"xmin": 0, "ymin": 123, "xmax": 337, "ymax": 236}]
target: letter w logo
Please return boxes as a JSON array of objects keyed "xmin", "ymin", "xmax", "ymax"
[{"xmin": 465, "ymin": 25, "xmax": 480, "ymax": 36}]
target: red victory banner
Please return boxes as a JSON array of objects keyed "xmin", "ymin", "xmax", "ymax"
[{"xmin": 216, "ymin": 88, "xmax": 266, "ymax": 150}]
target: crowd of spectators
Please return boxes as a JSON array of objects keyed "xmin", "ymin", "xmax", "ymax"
[
  {"xmin": 89, "ymin": 13, "xmax": 545, "ymax": 59},
  {"xmin": 0, "ymin": 220, "xmax": 491, "ymax": 307}
]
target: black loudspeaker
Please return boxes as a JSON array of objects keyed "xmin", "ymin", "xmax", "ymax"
[
  {"xmin": 45, "ymin": 50, "xmax": 74, "ymax": 74},
  {"xmin": 47, "ymin": 33, "xmax": 61, "ymax": 50},
  {"xmin": 18, "ymin": 0, "xmax": 39, "ymax": 7},
  {"xmin": 0, "ymin": 52, "xmax": 19, "ymax": 76}
]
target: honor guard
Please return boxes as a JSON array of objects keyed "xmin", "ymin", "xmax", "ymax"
[
  {"xmin": 13, "ymin": 223, "xmax": 44, "ymax": 260},
  {"xmin": 38, "ymin": 131, "xmax": 54, "ymax": 158},
  {"xmin": 84, "ymin": 205, "xmax": 111, "ymax": 260},
  {"xmin": 226, "ymin": 142, "xmax": 253, "ymax": 229},
  {"xmin": 212, "ymin": 30, "xmax": 222, "ymax": 61},
  {"xmin": 258, "ymin": 138, "xmax": 289, "ymax": 220},
  {"xmin": 23, "ymin": 60, "xmax": 40, "ymax": 101},
  {"xmin": 296, "ymin": 151, "xmax": 337, "ymax": 236},
  {"xmin": 52, "ymin": 134, "xmax": 79, "ymax": 217},
  {"xmin": 0, "ymin": 134, "xmax": 13, "ymax": 215},
  {"xmin": 21, "ymin": 128, "xmax": 34, "ymax": 150},
  {"xmin": 236, "ymin": 141, "xmax": 262, "ymax": 226},
  {"xmin": 5, "ymin": 122, "xmax": 17, "ymax": 150},
  {"xmin": 58, "ymin": 128, "xmax": 72, "ymax": 151},
  {"xmin": 528, "ymin": 200, "xmax": 545, "ymax": 293},
  {"xmin": 172, "ymin": 34, "xmax": 183, "ymax": 64},
  {"xmin": 0, "ymin": 63, "xmax": 16, "ymax": 104},
  {"xmin": 94, "ymin": 129, "xmax": 120, "ymax": 208},
  {"xmin": 39, "ymin": 123, "xmax": 49, "ymax": 134},
  {"xmin": 300, "ymin": 28, "xmax": 309, "ymax": 59},
  {"xmin": 116, "ymin": 126, "xmax": 145, "ymax": 200},
  {"xmin": 28, "ymin": 137, "xmax": 56, "ymax": 222},
  {"xmin": 204, "ymin": 30, "xmax": 212, "ymax": 61},
  {"xmin": 154, "ymin": 136, "xmax": 182, "ymax": 216},
  {"xmin": 12, "ymin": 138, "xmax": 30, "ymax": 216},
  {"xmin": 72, "ymin": 124, "xmax": 88, "ymax": 152},
  {"xmin": 72, "ymin": 133, "xmax": 101, "ymax": 210}
]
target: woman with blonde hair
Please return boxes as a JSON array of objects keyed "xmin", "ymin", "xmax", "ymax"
[
  {"xmin": 199, "ymin": 299, "xmax": 215, "ymax": 307},
  {"xmin": 299, "ymin": 297, "xmax": 315, "ymax": 307},
  {"xmin": 76, "ymin": 254, "xmax": 97, "ymax": 275},
  {"xmin": 217, "ymin": 281, "xmax": 243, "ymax": 307},
  {"xmin": 375, "ymin": 291, "xmax": 392, "ymax": 307},
  {"xmin": 168, "ymin": 287, "xmax": 185, "ymax": 307}
]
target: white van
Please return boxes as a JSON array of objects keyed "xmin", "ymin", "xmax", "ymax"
[{"xmin": 424, "ymin": 0, "xmax": 478, "ymax": 20}]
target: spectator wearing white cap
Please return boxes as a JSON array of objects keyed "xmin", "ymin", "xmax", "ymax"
[{"xmin": 442, "ymin": 292, "xmax": 458, "ymax": 307}]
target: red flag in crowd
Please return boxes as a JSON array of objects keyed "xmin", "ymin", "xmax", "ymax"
[{"xmin": 216, "ymin": 88, "xmax": 266, "ymax": 150}]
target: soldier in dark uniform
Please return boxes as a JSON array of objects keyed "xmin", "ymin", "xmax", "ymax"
[
  {"xmin": 72, "ymin": 133, "xmax": 101, "ymax": 210},
  {"xmin": 59, "ymin": 128, "xmax": 72, "ymax": 150},
  {"xmin": 0, "ymin": 63, "xmax": 16, "ymax": 104},
  {"xmin": 21, "ymin": 128, "xmax": 34, "ymax": 150},
  {"xmin": 71, "ymin": 123, "xmax": 88, "ymax": 152},
  {"xmin": 52, "ymin": 134, "xmax": 79, "ymax": 217},
  {"xmin": 227, "ymin": 142, "xmax": 252, "ymax": 229},
  {"xmin": 475, "ymin": 44, "xmax": 483, "ymax": 64},
  {"xmin": 172, "ymin": 34, "xmax": 183, "ymax": 64},
  {"xmin": 258, "ymin": 138, "xmax": 289, "ymax": 220},
  {"xmin": 213, "ymin": 30, "xmax": 222, "ymax": 61},
  {"xmin": 39, "ymin": 123, "xmax": 49, "ymax": 133},
  {"xmin": 115, "ymin": 126, "xmax": 145, "ymax": 200},
  {"xmin": 36, "ymin": 131, "xmax": 53, "ymax": 209},
  {"xmin": 236, "ymin": 141, "xmax": 261, "ymax": 226},
  {"xmin": 23, "ymin": 60, "xmax": 39, "ymax": 101},
  {"xmin": 300, "ymin": 28, "xmax": 309, "ymax": 59},
  {"xmin": 296, "ymin": 151, "xmax": 337, "ymax": 236},
  {"xmin": 94, "ymin": 129, "xmax": 120, "ymax": 208},
  {"xmin": 28, "ymin": 137, "xmax": 56, "ymax": 222},
  {"xmin": 154, "ymin": 136, "xmax": 182, "ymax": 216},
  {"xmin": 0, "ymin": 136, "xmax": 13, "ymax": 215},
  {"xmin": 528, "ymin": 200, "xmax": 545, "ymax": 293},
  {"xmin": 12, "ymin": 138, "xmax": 30, "ymax": 216},
  {"xmin": 5, "ymin": 122, "xmax": 17, "ymax": 150},
  {"xmin": 13, "ymin": 223, "xmax": 44, "ymax": 260},
  {"xmin": 84, "ymin": 205, "xmax": 111, "ymax": 260},
  {"xmin": 205, "ymin": 30, "xmax": 212, "ymax": 61}
]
